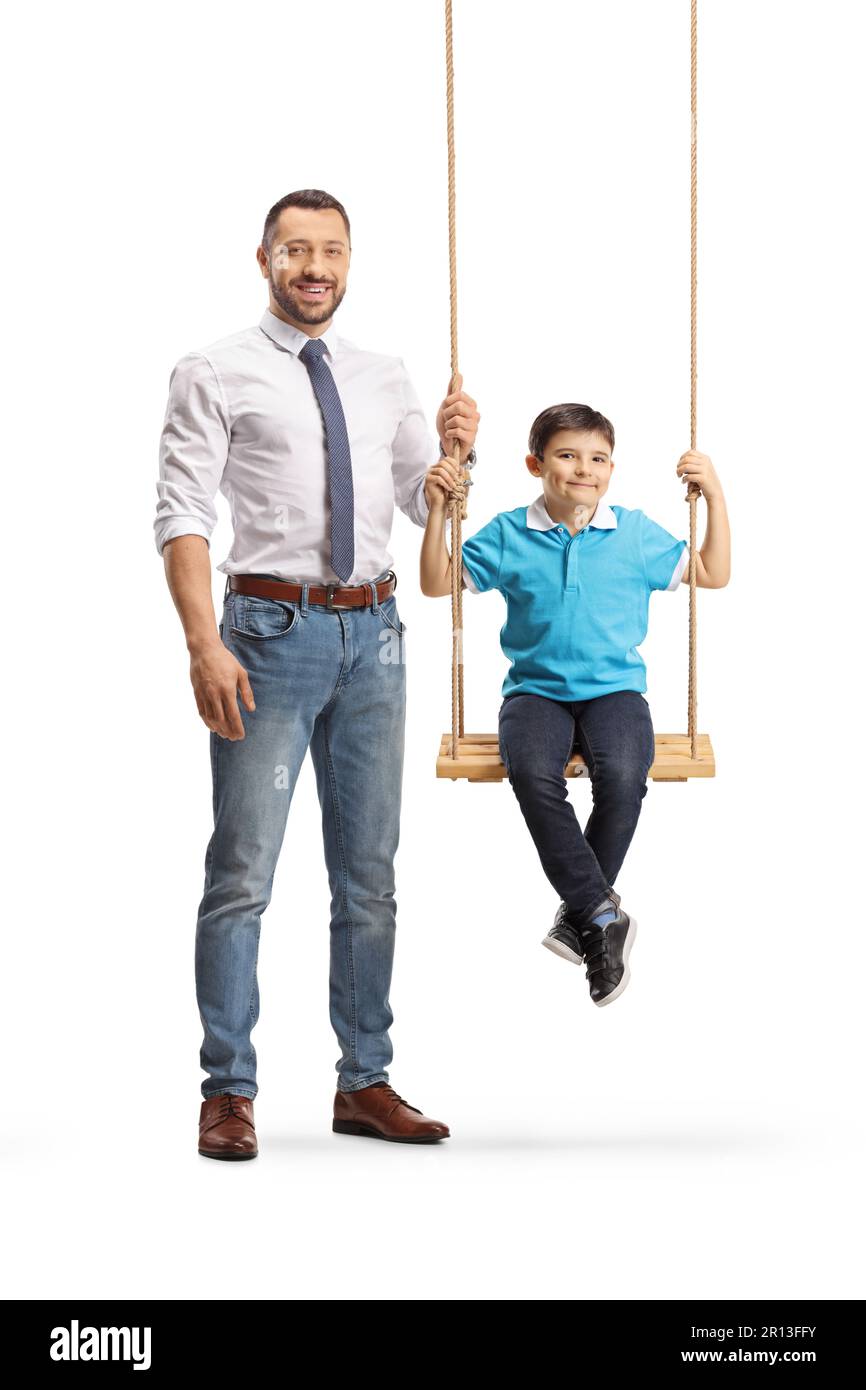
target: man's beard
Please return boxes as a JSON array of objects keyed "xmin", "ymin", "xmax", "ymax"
[{"xmin": 270, "ymin": 275, "xmax": 346, "ymax": 326}]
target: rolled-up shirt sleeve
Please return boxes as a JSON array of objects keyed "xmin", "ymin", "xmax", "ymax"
[
  {"xmin": 154, "ymin": 351, "xmax": 230, "ymax": 556},
  {"xmin": 390, "ymin": 359, "xmax": 438, "ymax": 528}
]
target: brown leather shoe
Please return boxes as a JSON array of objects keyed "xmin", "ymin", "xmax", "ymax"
[
  {"xmin": 333, "ymin": 1082, "xmax": 450, "ymax": 1143},
  {"xmin": 198, "ymin": 1094, "xmax": 258, "ymax": 1160}
]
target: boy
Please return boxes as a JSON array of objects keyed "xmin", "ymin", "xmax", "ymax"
[{"xmin": 420, "ymin": 403, "xmax": 730, "ymax": 1007}]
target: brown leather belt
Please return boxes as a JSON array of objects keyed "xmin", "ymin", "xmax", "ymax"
[{"xmin": 228, "ymin": 570, "xmax": 397, "ymax": 610}]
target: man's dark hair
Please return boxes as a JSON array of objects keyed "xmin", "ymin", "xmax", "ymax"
[
  {"xmin": 528, "ymin": 403, "xmax": 615, "ymax": 459},
  {"xmin": 261, "ymin": 189, "xmax": 351, "ymax": 254}
]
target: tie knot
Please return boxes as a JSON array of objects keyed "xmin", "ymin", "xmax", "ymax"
[{"xmin": 299, "ymin": 338, "xmax": 327, "ymax": 366}]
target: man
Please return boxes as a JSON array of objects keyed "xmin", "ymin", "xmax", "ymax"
[{"xmin": 155, "ymin": 189, "xmax": 479, "ymax": 1159}]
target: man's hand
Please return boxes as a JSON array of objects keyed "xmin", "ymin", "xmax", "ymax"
[
  {"xmin": 424, "ymin": 454, "xmax": 466, "ymax": 513},
  {"xmin": 436, "ymin": 371, "xmax": 480, "ymax": 457},
  {"xmin": 677, "ymin": 450, "xmax": 722, "ymax": 503},
  {"xmin": 189, "ymin": 639, "xmax": 255, "ymax": 740}
]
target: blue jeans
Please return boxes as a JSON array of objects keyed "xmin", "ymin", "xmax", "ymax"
[
  {"xmin": 497, "ymin": 690, "xmax": 656, "ymax": 917},
  {"xmin": 195, "ymin": 574, "xmax": 407, "ymax": 1100}
]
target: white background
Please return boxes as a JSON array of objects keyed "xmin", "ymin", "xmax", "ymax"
[{"xmin": 3, "ymin": 0, "xmax": 864, "ymax": 1300}]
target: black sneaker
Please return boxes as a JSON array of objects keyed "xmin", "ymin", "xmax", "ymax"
[
  {"xmin": 576, "ymin": 899, "xmax": 637, "ymax": 1007},
  {"xmin": 543, "ymin": 890, "xmax": 636, "ymax": 1006},
  {"xmin": 542, "ymin": 889, "xmax": 623, "ymax": 967}
]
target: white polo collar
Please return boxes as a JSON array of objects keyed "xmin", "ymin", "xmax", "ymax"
[
  {"xmin": 526, "ymin": 493, "xmax": 617, "ymax": 531},
  {"xmin": 259, "ymin": 307, "xmax": 340, "ymax": 361}
]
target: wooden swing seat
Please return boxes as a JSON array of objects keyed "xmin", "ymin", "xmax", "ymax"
[{"xmin": 437, "ymin": 731, "xmax": 715, "ymax": 782}]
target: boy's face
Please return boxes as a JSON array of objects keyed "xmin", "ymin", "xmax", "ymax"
[{"xmin": 525, "ymin": 429, "xmax": 615, "ymax": 520}]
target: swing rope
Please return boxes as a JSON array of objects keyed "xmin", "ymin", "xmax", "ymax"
[
  {"xmin": 445, "ymin": 0, "xmax": 467, "ymax": 760},
  {"xmin": 687, "ymin": 0, "xmax": 701, "ymax": 760},
  {"xmin": 443, "ymin": 0, "xmax": 703, "ymax": 764}
]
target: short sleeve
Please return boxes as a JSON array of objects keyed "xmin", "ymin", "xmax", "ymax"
[
  {"xmin": 460, "ymin": 515, "xmax": 503, "ymax": 594},
  {"xmin": 640, "ymin": 511, "xmax": 689, "ymax": 592}
]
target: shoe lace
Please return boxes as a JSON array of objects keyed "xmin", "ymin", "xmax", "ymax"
[
  {"xmin": 375, "ymin": 1084, "xmax": 422, "ymax": 1116},
  {"xmin": 213, "ymin": 1094, "xmax": 254, "ymax": 1127}
]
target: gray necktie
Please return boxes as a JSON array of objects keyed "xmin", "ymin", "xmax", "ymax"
[{"xmin": 298, "ymin": 338, "xmax": 355, "ymax": 582}]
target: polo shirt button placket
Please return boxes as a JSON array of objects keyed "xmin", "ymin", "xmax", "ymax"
[
  {"xmin": 556, "ymin": 526, "xmax": 568, "ymax": 592},
  {"xmin": 565, "ymin": 527, "xmax": 581, "ymax": 592}
]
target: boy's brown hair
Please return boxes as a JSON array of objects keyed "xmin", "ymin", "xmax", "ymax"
[{"xmin": 529, "ymin": 404, "xmax": 615, "ymax": 459}]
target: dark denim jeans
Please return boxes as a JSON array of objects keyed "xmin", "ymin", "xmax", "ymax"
[{"xmin": 498, "ymin": 690, "xmax": 656, "ymax": 917}]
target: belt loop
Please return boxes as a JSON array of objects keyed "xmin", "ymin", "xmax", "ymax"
[
  {"xmin": 300, "ymin": 582, "xmax": 309, "ymax": 617},
  {"xmin": 370, "ymin": 577, "xmax": 380, "ymax": 615},
  {"xmin": 223, "ymin": 574, "xmax": 231, "ymax": 601}
]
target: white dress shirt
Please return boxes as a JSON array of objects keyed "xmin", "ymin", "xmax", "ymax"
[
  {"xmin": 461, "ymin": 494, "xmax": 689, "ymax": 593},
  {"xmin": 154, "ymin": 308, "xmax": 437, "ymax": 584}
]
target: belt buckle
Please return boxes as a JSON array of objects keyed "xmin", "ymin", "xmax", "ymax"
[{"xmin": 325, "ymin": 583, "xmax": 349, "ymax": 610}]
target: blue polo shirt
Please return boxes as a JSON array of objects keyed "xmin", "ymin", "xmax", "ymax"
[{"xmin": 460, "ymin": 494, "xmax": 690, "ymax": 702}]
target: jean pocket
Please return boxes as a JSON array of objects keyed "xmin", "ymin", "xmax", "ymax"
[
  {"xmin": 378, "ymin": 595, "xmax": 406, "ymax": 634},
  {"xmin": 229, "ymin": 594, "xmax": 301, "ymax": 640}
]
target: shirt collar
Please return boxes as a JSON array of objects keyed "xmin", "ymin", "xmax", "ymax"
[
  {"xmin": 526, "ymin": 493, "xmax": 617, "ymax": 531},
  {"xmin": 258, "ymin": 308, "xmax": 340, "ymax": 361}
]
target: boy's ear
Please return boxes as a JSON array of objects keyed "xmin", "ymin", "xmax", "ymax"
[{"xmin": 525, "ymin": 453, "xmax": 542, "ymax": 476}]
